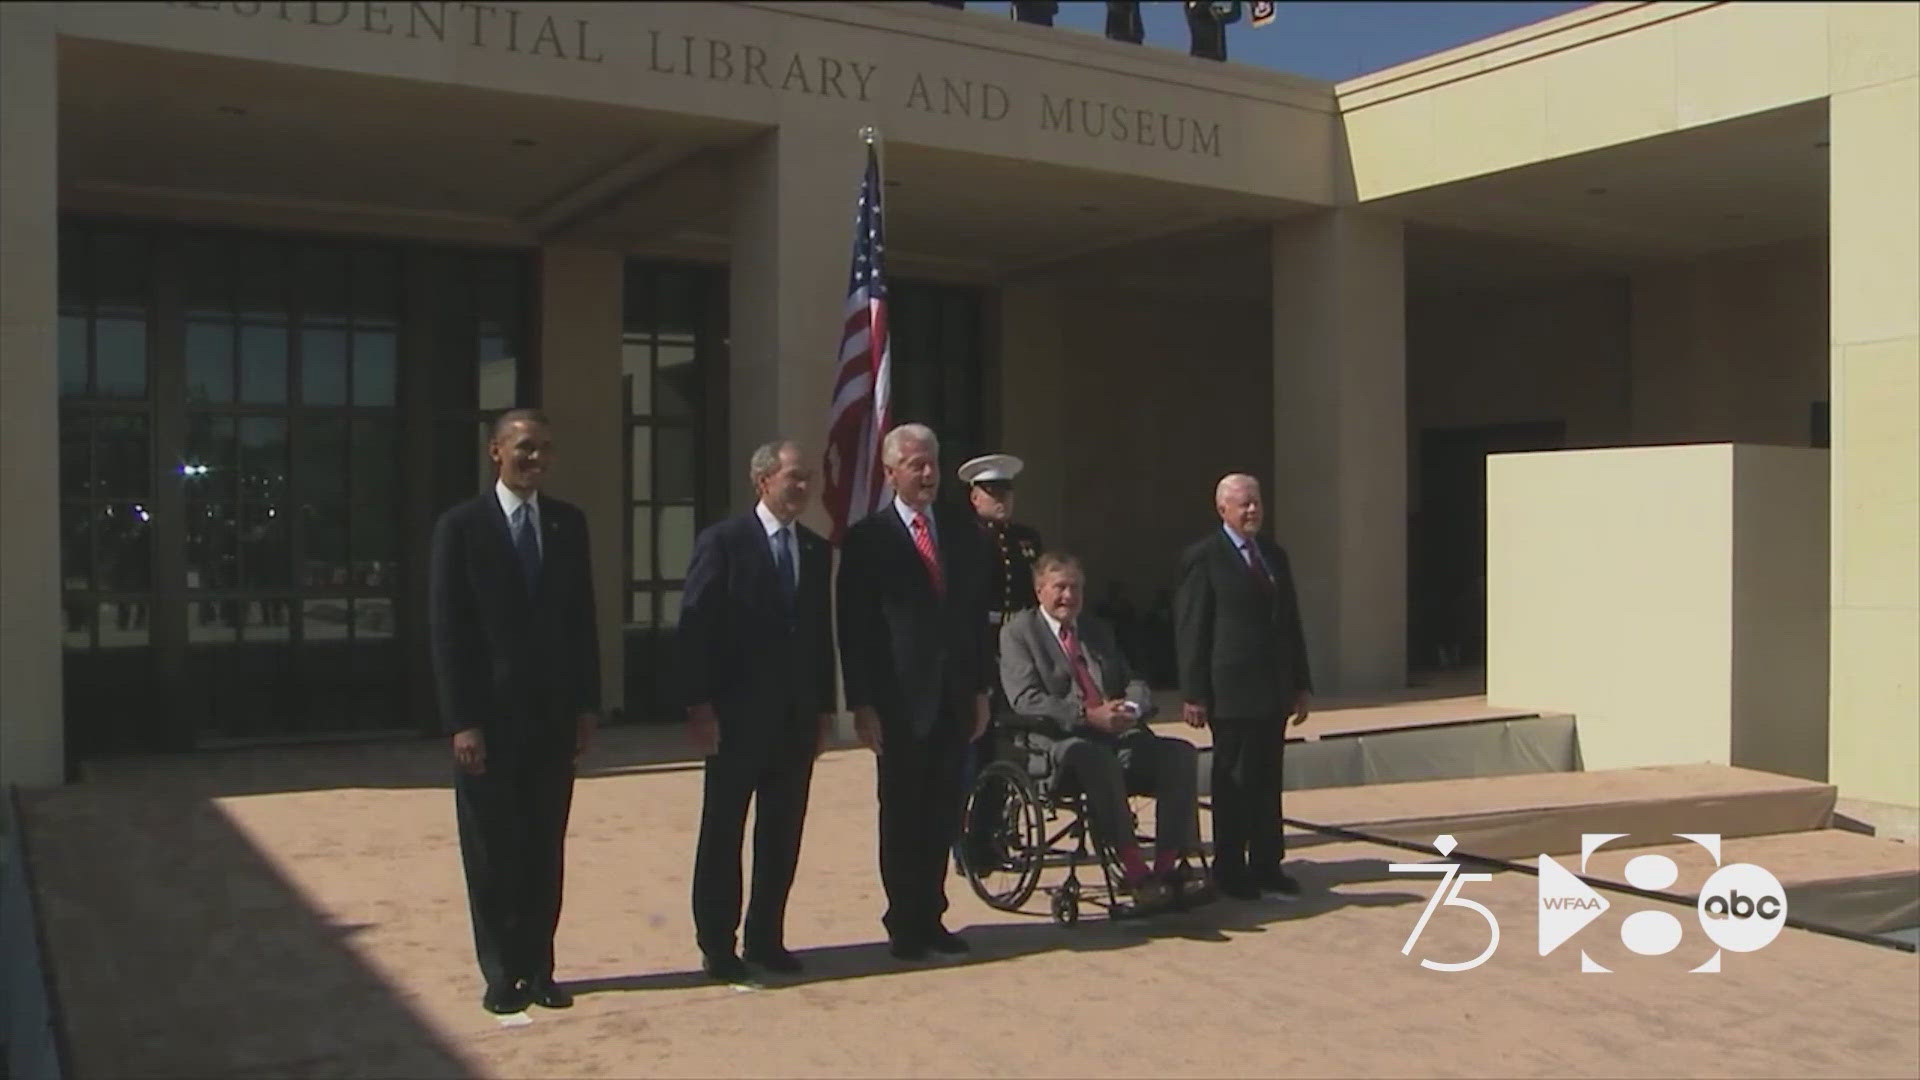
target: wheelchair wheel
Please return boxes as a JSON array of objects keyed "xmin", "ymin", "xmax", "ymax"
[{"xmin": 963, "ymin": 760, "xmax": 1045, "ymax": 912}]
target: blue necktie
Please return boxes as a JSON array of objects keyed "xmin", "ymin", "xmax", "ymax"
[
  {"xmin": 513, "ymin": 503, "xmax": 542, "ymax": 589},
  {"xmin": 773, "ymin": 526, "xmax": 797, "ymax": 606}
]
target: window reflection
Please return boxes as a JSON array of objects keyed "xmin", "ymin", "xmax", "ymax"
[
  {"xmin": 60, "ymin": 315, "xmax": 88, "ymax": 398},
  {"xmin": 352, "ymin": 330, "xmax": 397, "ymax": 407},
  {"xmin": 655, "ymin": 426, "xmax": 696, "ymax": 502},
  {"xmin": 303, "ymin": 503, "xmax": 348, "ymax": 587},
  {"xmin": 62, "ymin": 415, "xmax": 91, "ymax": 500},
  {"xmin": 302, "ymin": 597, "xmax": 352, "ymax": 643},
  {"xmin": 96, "ymin": 416, "xmax": 150, "ymax": 498},
  {"xmin": 100, "ymin": 504, "xmax": 153, "ymax": 591},
  {"xmin": 626, "ymin": 589, "xmax": 654, "ymax": 629},
  {"xmin": 61, "ymin": 503, "xmax": 92, "ymax": 591},
  {"xmin": 243, "ymin": 596, "xmax": 293, "ymax": 643},
  {"xmin": 186, "ymin": 323, "xmax": 233, "ymax": 406},
  {"xmin": 477, "ymin": 331, "xmax": 516, "ymax": 411},
  {"xmin": 96, "ymin": 600, "xmax": 150, "ymax": 648},
  {"xmin": 239, "ymin": 324, "xmax": 289, "ymax": 404},
  {"xmin": 94, "ymin": 318, "xmax": 148, "ymax": 400},
  {"xmin": 659, "ymin": 506, "xmax": 695, "ymax": 581},
  {"xmin": 654, "ymin": 338, "xmax": 697, "ymax": 419},
  {"xmin": 629, "ymin": 507, "xmax": 653, "ymax": 580},
  {"xmin": 186, "ymin": 502, "xmax": 236, "ymax": 590},
  {"xmin": 301, "ymin": 327, "xmax": 349, "ymax": 406}
]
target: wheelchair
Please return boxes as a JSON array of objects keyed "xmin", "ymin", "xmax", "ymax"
[{"xmin": 959, "ymin": 720, "xmax": 1209, "ymax": 926}]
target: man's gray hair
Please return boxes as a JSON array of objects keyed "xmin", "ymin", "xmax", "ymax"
[
  {"xmin": 881, "ymin": 423, "xmax": 939, "ymax": 467},
  {"xmin": 1215, "ymin": 472, "xmax": 1261, "ymax": 501},
  {"xmin": 749, "ymin": 439, "xmax": 799, "ymax": 484}
]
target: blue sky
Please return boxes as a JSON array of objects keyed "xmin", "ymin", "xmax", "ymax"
[{"xmin": 1029, "ymin": 1, "xmax": 1592, "ymax": 81}]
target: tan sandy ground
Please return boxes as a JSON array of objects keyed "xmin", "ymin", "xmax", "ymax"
[{"xmin": 22, "ymin": 721, "xmax": 1920, "ymax": 1079}]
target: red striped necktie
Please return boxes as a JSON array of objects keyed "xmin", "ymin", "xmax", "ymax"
[
  {"xmin": 1058, "ymin": 621, "xmax": 1102, "ymax": 704},
  {"xmin": 910, "ymin": 511, "xmax": 945, "ymax": 595}
]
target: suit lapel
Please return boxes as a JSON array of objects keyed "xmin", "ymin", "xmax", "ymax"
[{"xmin": 737, "ymin": 513, "xmax": 779, "ymax": 601}]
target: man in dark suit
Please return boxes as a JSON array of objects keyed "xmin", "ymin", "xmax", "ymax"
[
  {"xmin": 429, "ymin": 408, "xmax": 599, "ymax": 1015},
  {"xmin": 999, "ymin": 553, "xmax": 1203, "ymax": 909},
  {"xmin": 837, "ymin": 423, "xmax": 992, "ymax": 960},
  {"xmin": 1174, "ymin": 472, "xmax": 1313, "ymax": 902},
  {"xmin": 679, "ymin": 440, "xmax": 837, "ymax": 983}
]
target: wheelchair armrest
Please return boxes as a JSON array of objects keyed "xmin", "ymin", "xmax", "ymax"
[{"xmin": 994, "ymin": 710, "xmax": 1064, "ymax": 736}]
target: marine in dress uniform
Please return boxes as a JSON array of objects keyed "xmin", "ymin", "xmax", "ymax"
[{"xmin": 954, "ymin": 453, "xmax": 1043, "ymax": 873}]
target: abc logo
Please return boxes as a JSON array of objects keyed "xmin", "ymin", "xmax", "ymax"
[{"xmin": 1696, "ymin": 863, "xmax": 1788, "ymax": 953}]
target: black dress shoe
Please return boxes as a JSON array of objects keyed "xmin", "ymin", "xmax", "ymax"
[
  {"xmin": 888, "ymin": 937, "xmax": 930, "ymax": 961},
  {"xmin": 1256, "ymin": 869, "xmax": 1302, "ymax": 901},
  {"xmin": 526, "ymin": 980, "xmax": 574, "ymax": 1009},
  {"xmin": 703, "ymin": 951, "xmax": 753, "ymax": 983},
  {"xmin": 743, "ymin": 945, "xmax": 804, "ymax": 974},
  {"xmin": 482, "ymin": 983, "xmax": 531, "ymax": 1015},
  {"xmin": 1213, "ymin": 873, "xmax": 1260, "ymax": 902},
  {"xmin": 926, "ymin": 928, "xmax": 971, "ymax": 956}
]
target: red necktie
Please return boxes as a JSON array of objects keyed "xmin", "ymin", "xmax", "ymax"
[
  {"xmin": 910, "ymin": 511, "xmax": 945, "ymax": 595},
  {"xmin": 1058, "ymin": 622, "xmax": 1102, "ymax": 705}
]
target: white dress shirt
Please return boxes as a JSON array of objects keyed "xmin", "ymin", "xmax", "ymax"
[
  {"xmin": 496, "ymin": 479, "xmax": 543, "ymax": 557},
  {"xmin": 894, "ymin": 494, "xmax": 937, "ymax": 544},
  {"xmin": 1222, "ymin": 522, "xmax": 1257, "ymax": 568},
  {"xmin": 755, "ymin": 500, "xmax": 798, "ymax": 592},
  {"xmin": 1039, "ymin": 608, "xmax": 1106, "ymax": 692}
]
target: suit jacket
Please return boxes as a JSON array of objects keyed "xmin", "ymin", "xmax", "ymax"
[
  {"xmin": 837, "ymin": 500, "xmax": 992, "ymax": 738},
  {"xmin": 1174, "ymin": 527, "xmax": 1312, "ymax": 719},
  {"xmin": 677, "ymin": 510, "xmax": 836, "ymax": 745},
  {"xmin": 428, "ymin": 490, "xmax": 600, "ymax": 746},
  {"xmin": 998, "ymin": 608, "xmax": 1155, "ymax": 741}
]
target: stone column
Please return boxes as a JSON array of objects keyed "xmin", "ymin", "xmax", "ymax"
[
  {"xmin": 995, "ymin": 281, "xmax": 1069, "ymax": 552},
  {"xmin": 538, "ymin": 245, "xmax": 626, "ymax": 717},
  {"xmin": 1, "ymin": 4, "xmax": 63, "ymax": 798},
  {"xmin": 728, "ymin": 122, "xmax": 867, "ymax": 528},
  {"xmin": 730, "ymin": 122, "xmax": 867, "ymax": 736},
  {"xmin": 1828, "ymin": 52, "xmax": 1919, "ymax": 815},
  {"xmin": 1270, "ymin": 210, "xmax": 1407, "ymax": 693}
]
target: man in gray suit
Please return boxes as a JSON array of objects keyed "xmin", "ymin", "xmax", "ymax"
[{"xmin": 999, "ymin": 553, "xmax": 1202, "ymax": 906}]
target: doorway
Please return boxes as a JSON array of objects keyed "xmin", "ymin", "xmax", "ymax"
[
  {"xmin": 1411, "ymin": 420, "xmax": 1566, "ymax": 672},
  {"xmin": 58, "ymin": 221, "xmax": 534, "ymax": 756}
]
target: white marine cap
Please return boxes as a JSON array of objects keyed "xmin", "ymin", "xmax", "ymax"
[{"xmin": 957, "ymin": 453, "xmax": 1024, "ymax": 485}]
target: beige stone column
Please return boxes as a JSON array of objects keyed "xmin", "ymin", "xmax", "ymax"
[
  {"xmin": 728, "ymin": 122, "xmax": 867, "ymax": 530},
  {"xmin": 1, "ymin": 4, "xmax": 63, "ymax": 798},
  {"xmin": 1270, "ymin": 210, "xmax": 1407, "ymax": 692},
  {"xmin": 1827, "ymin": 52, "xmax": 1919, "ymax": 814},
  {"xmin": 538, "ymin": 245, "xmax": 626, "ymax": 716},
  {"xmin": 996, "ymin": 282, "xmax": 1070, "ymax": 552}
]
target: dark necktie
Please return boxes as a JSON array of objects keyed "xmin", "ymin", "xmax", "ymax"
[
  {"xmin": 772, "ymin": 526, "xmax": 797, "ymax": 606},
  {"xmin": 513, "ymin": 503, "xmax": 541, "ymax": 589},
  {"xmin": 1058, "ymin": 622, "xmax": 1103, "ymax": 706},
  {"xmin": 1242, "ymin": 539, "xmax": 1272, "ymax": 588}
]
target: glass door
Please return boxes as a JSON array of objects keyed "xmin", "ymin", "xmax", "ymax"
[{"xmin": 175, "ymin": 234, "xmax": 405, "ymax": 741}]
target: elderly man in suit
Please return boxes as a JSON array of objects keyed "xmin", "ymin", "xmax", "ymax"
[
  {"xmin": 429, "ymin": 408, "xmax": 599, "ymax": 1015},
  {"xmin": 680, "ymin": 439, "xmax": 837, "ymax": 983},
  {"xmin": 1175, "ymin": 472, "xmax": 1313, "ymax": 902},
  {"xmin": 837, "ymin": 423, "xmax": 992, "ymax": 960},
  {"xmin": 1000, "ymin": 553, "xmax": 1202, "ymax": 907}
]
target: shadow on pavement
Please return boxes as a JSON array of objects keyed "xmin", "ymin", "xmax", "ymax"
[{"xmin": 568, "ymin": 857, "xmax": 1425, "ymax": 997}]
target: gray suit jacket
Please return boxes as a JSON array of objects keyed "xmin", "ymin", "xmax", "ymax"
[{"xmin": 998, "ymin": 608, "xmax": 1156, "ymax": 740}]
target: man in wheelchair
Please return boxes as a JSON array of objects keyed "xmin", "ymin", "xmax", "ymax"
[{"xmin": 998, "ymin": 553, "xmax": 1204, "ymax": 909}]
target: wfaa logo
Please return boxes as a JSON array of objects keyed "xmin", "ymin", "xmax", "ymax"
[{"xmin": 1391, "ymin": 833, "xmax": 1788, "ymax": 972}]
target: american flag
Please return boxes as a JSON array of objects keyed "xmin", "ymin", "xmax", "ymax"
[{"xmin": 822, "ymin": 140, "xmax": 892, "ymax": 544}]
